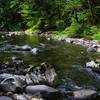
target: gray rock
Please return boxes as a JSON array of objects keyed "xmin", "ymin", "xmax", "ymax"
[
  {"xmin": 73, "ymin": 89, "xmax": 97, "ymax": 100},
  {"xmin": 13, "ymin": 94, "xmax": 28, "ymax": 100},
  {"xmin": 28, "ymin": 62, "xmax": 57, "ymax": 85},
  {"xmin": 25, "ymin": 85, "xmax": 58, "ymax": 94},
  {"xmin": 15, "ymin": 45, "xmax": 31, "ymax": 51},
  {"xmin": 47, "ymin": 37, "xmax": 52, "ymax": 41},
  {"xmin": 0, "ymin": 96, "xmax": 12, "ymax": 100},
  {"xmin": 0, "ymin": 74, "xmax": 25, "ymax": 92},
  {"xmin": 39, "ymin": 43, "xmax": 46, "ymax": 48},
  {"xmin": 31, "ymin": 48, "xmax": 39, "ymax": 55},
  {"xmin": 30, "ymin": 97, "xmax": 43, "ymax": 100},
  {"xmin": 57, "ymin": 78, "xmax": 82, "ymax": 92},
  {"xmin": 91, "ymin": 67, "xmax": 100, "ymax": 74},
  {"xmin": 87, "ymin": 47, "xmax": 97, "ymax": 52},
  {"xmin": 97, "ymin": 48, "xmax": 100, "ymax": 53},
  {"xmin": 86, "ymin": 61, "xmax": 99, "ymax": 68},
  {"xmin": 25, "ymin": 74, "xmax": 33, "ymax": 85},
  {"xmin": 25, "ymin": 85, "xmax": 63, "ymax": 100}
]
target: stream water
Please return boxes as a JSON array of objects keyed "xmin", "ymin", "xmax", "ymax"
[{"xmin": 0, "ymin": 34, "xmax": 100, "ymax": 92}]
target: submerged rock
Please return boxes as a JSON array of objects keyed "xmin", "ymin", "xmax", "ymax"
[
  {"xmin": 57, "ymin": 77, "xmax": 82, "ymax": 92},
  {"xmin": 15, "ymin": 45, "xmax": 31, "ymax": 51},
  {"xmin": 28, "ymin": 62, "xmax": 57, "ymax": 86}
]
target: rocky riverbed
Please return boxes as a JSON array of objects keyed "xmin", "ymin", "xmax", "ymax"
[
  {"xmin": 46, "ymin": 35, "xmax": 100, "ymax": 54},
  {"xmin": 0, "ymin": 32, "xmax": 100, "ymax": 100},
  {"xmin": 0, "ymin": 62, "xmax": 100, "ymax": 100}
]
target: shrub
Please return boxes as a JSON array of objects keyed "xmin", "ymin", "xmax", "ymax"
[{"xmin": 64, "ymin": 20, "xmax": 82, "ymax": 37}]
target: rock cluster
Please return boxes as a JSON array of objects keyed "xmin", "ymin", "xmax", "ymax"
[
  {"xmin": 47, "ymin": 36, "xmax": 100, "ymax": 54},
  {"xmin": 0, "ymin": 62, "xmax": 100, "ymax": 100},
  {"xmin": 0, "ymin": 63, "xmax": 61, "ymax": 100}
]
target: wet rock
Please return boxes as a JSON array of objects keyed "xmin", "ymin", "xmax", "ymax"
[
  {"xmin": 57, "ymin": 37, "xmax": 66, "ymax": 41},
  {"xmin": 95, "ymin": 59, "xmax": 100, "ymax": 63},
  {"xmin": 87, "ymin": 47, "xmax": 97, "ymax": 52},
  {"xmin": 25, "ymin": 85, "xmax": 58, "ymax": 94},
  {"xmin": 94, "ymin": 93, "xmax": 100, "ymax": 100},
  {"xmin": 0, "ymin": 96, "xmax": 12, "ymax": 100},
  {"xmin": 0, "ymin": 60, "xmax": 29, "ymax": 75},
  {"xmin": 6, "ymin": 92, "xmax": 13, "ymax": 97},
  {"xmin": 57, "ymin": 78, "xmax": 82, "ymax": 92},
  {"xmin": 83, "ymin": 68, "xmax": 98, "ymax": 80},
  {"xmin": 39, "ymin": 43, "xmax": 45, "ymax": 48},
  {"xmin": 0, "ymin": 77, "xmax": 22, "ymax": 93},
  {"xmin": 28, "ymin": 62, "xmax": 57, "ymax": 85},
  {"xmin": 30, "ymin": 97, "xmax": 43, "ymax": 100},
  {"xmin": 0, "ymin": 74, "xmax": 25, "ymax": 93},
  {"xmin": 13, "ymin": 94, "xmax": 28, "ymax": 100},
  {"xmin": 91, "ymin": 67, "xmax": 100, "ymax": 74},
  {"xmin": 73, "ymin": 89, "xmax": 97, "ymax": 100},
  {"xmin": 86, "ymin": 61, "xmax": 99, "ymax": 68},
  {"xmin": 25, "ymin": 74, "xmax": 33, "ymax": 85},
  {"xmin": 25, "ymin": 85, "xmax": 63, "ymax": 100},
  {"xmin": 47, "ymin": 37, "xmax": 52, "ymax": 41},
  {"xmin": 31, "ymin": 48, "xmax": 39, "ymax": 55},
  {"xmin": 15, "ymin": 45, "xmax": 31, "ymax": 51},
  {"xmin": 65, "ymin": 38, "xmax": 71, "ymax": 43}
]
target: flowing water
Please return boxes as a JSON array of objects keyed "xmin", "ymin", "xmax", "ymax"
[{"xmin": 0, "ymin": 34, "xmax": 100, "ymax": 91}]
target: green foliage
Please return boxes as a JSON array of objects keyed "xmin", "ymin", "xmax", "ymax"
[
  {"xmin": 64, "ymin": 20, "xmax": 82, "ymax": 37},
  {"xmin": 0, "ymin": 0, "xmax": 100, "ymax": 39},
  {"xmin": 93, "ymin": 27, "xmax": 100, "ymax": 40}
]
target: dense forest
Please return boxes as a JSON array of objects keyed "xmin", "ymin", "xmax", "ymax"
[{"xmin": 0, "ymin": 0, "xmax": 100, "ymax": 39}]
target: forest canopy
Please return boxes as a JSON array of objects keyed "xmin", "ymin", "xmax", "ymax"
[{"xmin": 0, "ymin": 0, "xmax": 100, "ymax": 39}]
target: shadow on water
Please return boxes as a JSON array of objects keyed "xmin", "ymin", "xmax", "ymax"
[{"xmin": 0, "ymin": 34, "xmax": 100, "ymax": 91}]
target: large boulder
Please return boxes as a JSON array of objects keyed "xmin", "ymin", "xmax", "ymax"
[
  {"xmin": 25, "ymin": 85, "xmax": 63, "ymax": 100},
  {"xmin": 27, "ymin": 62, "xmax": 57, "ymax": 86},
  {"xmin": 25, "ymin": 85, "xmax": 59, "ymax": 94},
  {"xmin": 0, "ymin": 73, "xmax": 25, "ymax": 93}
]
